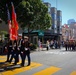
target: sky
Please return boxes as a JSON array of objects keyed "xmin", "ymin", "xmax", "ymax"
[{"xmin": 44, "ymin": 0, "xmax": 76, "ymax": 25}]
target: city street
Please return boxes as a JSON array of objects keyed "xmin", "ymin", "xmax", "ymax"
[
  {"xmin": 1, "ymin": 0, "xmax": 76, "ymax": 75},
  {"xmin": 0, "ymin": 48, "xmax": 76, "ymax": 75}
]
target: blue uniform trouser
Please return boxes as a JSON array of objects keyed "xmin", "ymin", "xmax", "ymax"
[
  {"xmin": 9, "ymin": 50, "xmax": 19, "ymax": 63},
  {"xmin": 7, "ymin": 51, "xmax": 11, "ymax": 61},
  {"xmin": 21, "ymin": 51, "xmax": 31, "ymax": 66}
]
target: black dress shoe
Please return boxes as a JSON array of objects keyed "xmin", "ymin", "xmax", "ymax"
[
  {"xmin": 5, "ymin": 60, "xmax": 9, "ymax": 62},
  {"xmin": 20, "ymin": 64, "xmax": 24, "ymax": 67},
  {"xmin": 8, "ymin": 61, "xmax": 11, "ymax": 64},
  {"xmin": 27, "ymin": 64, "xmax": 30, "ymax": 66},
  {"xmin": 13, "ymin": 63, "xmax": 17, "ymax": 65}
]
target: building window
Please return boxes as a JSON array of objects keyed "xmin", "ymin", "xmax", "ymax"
[
  {"xmin": 55, "ymin": 24, "xmax": 57, "ymax": 28},
  {"xmin": 57, "ymin": 16, "xmax": 62, "ymax": 21},
  {"xmin": 48, "ymin": 8, "xmax": 50, "ymax": 13},
  {"xmin": 51, "ymin": 13, "xmax": 56, "ymax": 20}
]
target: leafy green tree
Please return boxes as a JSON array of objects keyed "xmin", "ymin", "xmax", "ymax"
[
  {"xmin": 16, "ymin": 0, "xmax": 51, "ymax": 37},
  {"xmin": 0, "ymin": 0, "xmax": 22, "ymax": 23},
  {"xmin": 0, "ymin": 0, "xmax": 52, "ymax": 34}
]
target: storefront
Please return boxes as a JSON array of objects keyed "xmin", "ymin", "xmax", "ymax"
[{"xmin": 23, "ymin": 30, "xmax": 44, "ymax": 44}]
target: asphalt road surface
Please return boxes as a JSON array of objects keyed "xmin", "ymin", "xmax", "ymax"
[{"xmin": 0, "ymin": 48, "xmax": 76, "ymax": 75}]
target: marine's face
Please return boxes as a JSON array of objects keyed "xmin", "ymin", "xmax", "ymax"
[
  {"xmin": 18, "ymin": 36, "xmax": 22, "ymax": 39},
  {"xmin": 24, "ymin": 38, "xmax": 28, "ymax": 42}
]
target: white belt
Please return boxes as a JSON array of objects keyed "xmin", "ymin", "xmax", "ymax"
[
  {"xmin": 25, "ymin": 48, "xmax": 28, "ymax": 51},
  {"xmin": 9, "ymin": 46, "xmax": 12, "ymax": 47}
]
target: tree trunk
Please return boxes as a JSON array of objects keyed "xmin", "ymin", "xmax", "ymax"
[{"xmin": 28, "ymin": 27, "xmax": 30, "ymax": 38}]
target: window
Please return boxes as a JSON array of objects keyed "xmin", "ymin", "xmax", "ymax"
[{"xmin": 51, "ymin": 13, "xmax": 57, "ymax": 20}]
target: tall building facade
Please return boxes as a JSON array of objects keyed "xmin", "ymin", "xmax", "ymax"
[
  {"xmin": 67, "ymin": 19, "xmax": 75, "ymax": 25},
  {"xmin": 57, "ymin": 10, "xmax": 62, "ymax": 34},
  {"xmin": 44, "ymin": 2, "xmax": 62, "ymax": 41},
  {"xmin": 51, "ymin": 7, "xmax": 57, "ymax": 33},
  {"xmin": 61, "ymin": 24, "xmax": 73, "ymax": 41},
  {"xmin": 69, "ymin": 22, "xmax": 76, "ymax": 39}
]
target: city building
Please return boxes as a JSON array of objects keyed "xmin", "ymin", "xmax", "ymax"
[
  {"xmin": 51, "ymin": 7, "xmax": 57, "ymax": 33},
  {"xmin": 24, "ymin": 2, "xmax": 62, "ymax": 43},
  {"xmin": 57, "ymin": 10, "xmax": 62, "ymax": 34},
  {"xmin": 57, "ymin": 10, "xmax": 62, "ymax": 41},
  {"xmin": 43, "ymin": 2, "xmax": 62, "ymax": 41},
  {"xmin": 69, "ymin": 22, "xmax": 76, "ymax": 40},
  {"xmin": 61, "ymin": 24, "xmax": 72, "ymax": 41},
  {"xmin": 0, "ymin": 2, "xmax": 62, "ymax": 44},
  {"xmin": 61, "ymin": 22, "xmax": 76, "ymax": 41},
  {"xmin": 67, "ymin": 19, "xmax": 75, "ymax": 25}
]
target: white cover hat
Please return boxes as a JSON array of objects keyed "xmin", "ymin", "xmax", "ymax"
[
  {"xmin": 18, "ymin": 34, "xmax": 22, "ymax": 36},
  {"xmin": 24, "ymin": 36, "xmax": 28, "ymax": 39}
]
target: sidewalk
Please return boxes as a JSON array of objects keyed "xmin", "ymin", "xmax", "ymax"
[{"xmin": 35, "ymin": 47, "xmax": 65, "ymax": 51}]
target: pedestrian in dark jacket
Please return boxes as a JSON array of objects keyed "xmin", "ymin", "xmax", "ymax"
[{"xmin": 64, "ymin": 41, "xmax": 68, "ymax": 51}]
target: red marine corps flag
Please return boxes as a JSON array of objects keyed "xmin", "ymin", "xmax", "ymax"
[{"xmin": 11, "ymin": 2, "xmax": 19, "ymax": 40}]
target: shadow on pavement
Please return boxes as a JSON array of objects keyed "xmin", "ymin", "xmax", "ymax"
[
  {"xmin": 0, "ymin": 62, "xmax": 21, "ymax": 72},
  {"xmin": 60, "ymin": 49, "xmax": 76, "ymax": 52}
]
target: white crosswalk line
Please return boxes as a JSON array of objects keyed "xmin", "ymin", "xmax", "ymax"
[{"xmin": 45, "ymin": 51, "xmax": 68, "ymax": 55}]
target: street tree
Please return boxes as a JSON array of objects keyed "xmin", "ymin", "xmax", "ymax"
[
  {"xmin": 0, "ymin": 0, "xmax": 22, "ymax": 23},
  {"xmin": 0, "ymin": 0, "xmax": 52, "ymax": 35},
  {"xmin": 16, "ymin": 0, "xmax": 52, "ymax": 36}
]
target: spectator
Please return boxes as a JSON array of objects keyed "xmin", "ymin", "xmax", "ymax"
[
  {"xmin": 46, "ymin": 40, "xmax": 50, "ymax": 50},
  {"xmin": 38, "ymin": 39, "xmax": 41, "ymax": 51}
]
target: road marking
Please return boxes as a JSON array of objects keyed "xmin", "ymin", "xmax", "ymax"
[
  {"xmin": 1, "ymin": 62, "xmax": 42, "ymax": 75},
  {"xmin": 0, "ymin": 56, "xmax": 6, "ymax": 58},
  {"xmin": 70, "ymin": 71, "xmax": 76, "ymax": 75},
  {"xmin": 0, "ymin": 57, "xmax": 42, "ymax": 75},
  {"xmin": 33, "ymin": 66, "xmax": 61, "ymax": 75},
  {"xmin": 0, "ymin": 59, "xmax": 6, "ymax": 62},
  {"xmin": 12, "ymin": 62, "xmax": 42, "ymax": 74},
  {"xmin": 45, "ymin": 52, "xmax": 68, "ymax": 55},
  {"xmin": 0, "ymin": 56, "xmax": 6, "ymax": 61}
]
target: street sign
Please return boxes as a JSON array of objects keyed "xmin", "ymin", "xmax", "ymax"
[{"xmin": 38, "ymin": 31, "xmax": 44, "ymax": 36}]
